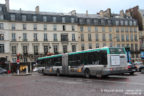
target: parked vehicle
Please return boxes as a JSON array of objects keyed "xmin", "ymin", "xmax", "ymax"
[
  {"xmin": 139, "ymin": 65, "xmax": 144, "ymax": 74},
  {"xmin": 126, "ymin": 63, "xmax": 137, "ymax": 75},
  {"xmin": 0, "ymin": 67, "xmax": 7, "ymax": 74},
  {"xmin": 134, "ymin": 61, "xmax": 143, "ymax": 71}
]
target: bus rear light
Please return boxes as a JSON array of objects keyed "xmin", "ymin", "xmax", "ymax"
[
  {"xmin": 128, "ymin": 65, "xmax": 131, "ymax": 69},
  {"xmin": 110, "ymin": 68, "xmax": 113, "ymax": 71}
]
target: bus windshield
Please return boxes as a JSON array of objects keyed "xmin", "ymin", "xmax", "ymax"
[{"xmin": 109, "ymin": 48, "xmax": 125, "ymax": 54}]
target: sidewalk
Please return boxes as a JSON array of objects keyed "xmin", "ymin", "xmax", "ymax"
[{"xmin": 12, "ymin": 72, "xmax": 32, "ymax": 76}]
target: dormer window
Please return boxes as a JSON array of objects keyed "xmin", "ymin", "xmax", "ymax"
[
  {"xmin": 120, "ymin": 20, "xmax": 124, "ymax": 25},
  {"xmin": 11, "ymin": 14, "xmax": 15, "ymax": 21},
  {"xmin": 71, "ymin": 18, "xmax": 74, "ymax": 23},
  {"xmin": 53, "ymin": 17, "xmax": 56, "ymax": 23},
  {"xmin": 43, "ymin": 16, "xmax": 47, "ymax": 22},
  {"xmin": 33, "ymin": 16, "xmax": 37, "ymax": 22},
  {"xmin": 0, "ymin": 7, "xmax": 2, "ymax": 11},
  {"xmin": 0, "ymin": 15, "xmax": 3, "ymax": 20},
  {"xmin": 22, "ymin": 15, "xmax": 26, "ymax": 21},
  {"xmin": 125, "ymin": 20, "xmax": 128, "ymax": 26},
  {"xmin": 129, "ymin": 21, "xmax": 132, "ymax": 26},
  {"xmin": 115, "ymin": 20, "xmax": 119, "ymax": 26},
  {"xmin": 62, "ymin": 17, "xmax": 65, "ymax": 23}
]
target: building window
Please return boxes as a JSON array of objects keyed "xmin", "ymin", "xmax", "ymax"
[
  {"xmin": 33, "ymin": 24, "xmax": 37, "ymax": 30},
  {"xmin": 72, "ymin": 34, "xmax": 75, "ymax": 41},
  {"xmin": 10, "ymin": 14, "xmax": 15, "ymax": 21},
  {"xmin": 125, "ymin": 27, "xmax": 128, "ymax": 32},
  {"xmin": 110, "ymin": 43, "xmax": 113, "ymax": 47},
  {"xmin": 80, "ymin": 26, "xmax": 83, "ymax": 32},
  {"xmin": 88, "ymin": 34, "xmax": 92, "ymax": 41},
  {"xmin": 53, "ymin": 45, "xmax": 58, "ymax": 54},
  {"xmin": 63, "ymin": 25, "xmax": 66, "ymax": 31},
  {"xmin": 130, "ymin": 27, "xmax": 133, "ymax": 32},
  {"xmin": 0, "ymin": 44, "xmax": 4, "ymax": 53},
  {"xmin": 71, "ymin": 18, "xmax": 74, "ymax": 23},
  {"xmin": 109, "ymin": 27, "xmax": 112, "ymax": 32},
  {"xmin": 81, "ymin": 34, "xmax": 84, "ymax": 41},
  {"xmin": 43, "ymin": 16, "xmax": 47, "ymax": 22},
  {"xmin": 34, "ymin": 46, "xmax": 38, "ymax": 55},
  {"xmin": 88, "ymin": 26, "xmax": 91, "ymax": 32},
  {"xmin": 121, "ymin": 34, "xmax": 125, "ymax": 41},
  {"xmin": 0, "ymin": 15, "xmax": 4, "ymax": 20},
  {"xmin": 131, "ymin": 34, "xmax": 133, "ymax": 41},
  {"xmin": 126, "ymin": 34, "xmax": 129, "ymax": 41},
  {"xmin": 121, "ymin": 27, "xmax": 124, "ymax": 32},
  {"xmin": 61, "ymin": 34, "xmax": 68, "ymax": 41},
  {"xmin": 34, "ymin": 33, "xmax": 38, "ymax": 41},
  {"xmin": 12, "ymin": 33, "xmax": 16, "ymax": 41},
  {"xmin": 44, "ymin": 33, "xmax": 48, "ymax": 41},
  {"xmin": 53, "ymin": 17, "xmax": 56, "ymax": 22},
  {"xmin": 117, "ymin": 44, "xmax": 120, "ymax": 47},
  {"xmin": 116, "ymin": 27, "xmax": 119, "ymax": 32},
  {"xmin": 81, "ymin": 44, "xmax": 85, "ymax": 50},
  {"xmin": 23, "ymin": 24, "xmax": 26, "ymax": 30},
  {"xmin": 11, "ymin": 24, "xmax": 15, "ymax": 30},
  {"xmin": 103, "ymin": 43, "xmax": 106, "ymax": 47},
  {"xmin": 131, "ymin": 44, "xmax": 134, "ymax": 51},
  {"xmin": 94, "ymin": 19, "xmax": 98, "ymax": 25},
  {"xmin": 24, "ymin": 57, "xmax": 27, "ymax": 63},
  {"xmin": 72, "ymin": 45, "xmax": 76, "ymax": 52},
  {"xmin": 95, "ymin": 27, "xmax": 98, "ymax": 32},
  {"xmin": 96, "ymin": 33, "xmax": 99, "ymax": 41},
  {"xmin": 53, "ymin": 25, "xmax": 57, "ymax": 31},
  {"xmin": 134, "ymin": 28, "xmax": 137, "ymax": 32},
  {"xmin": 135, "ymin": 34, "xmax": 137, "ymax": 41},
  {"xmin": 23, "ymin": 33, "xmax": 27, "ymax": 41},
  {"xmin": 116, "ymin": 34, "xmax": 120, "ymax": 42},
  {"xmin": 72, "ymin": 25, "xmax": 75, "ymax": 31},
  {"xmin": 102, "ymin": 27, "xmax": 105, "ymax": 32},
  {"xmin": 89, "ymin": 43, "xmax": 92, "ymax": 49},
  {"xmin": 102, "ymin": 34, "xmax": 106, "ymax": 41},
  {"xmin": 62, "ymin": 17, "xmax": 65, "ymax": 23},
  {"xmin": 0, "ymin": 23, "xmax": 4, "ymax": 29},
  {"xmin": 96, "ymin": 43, "xmax": 99, "ymax": 48},
  {"xmin": 44, "ymin": 24, "xmax": 47, "ymax": 31},
  {"xmin": 109, "ymin": 34, "xmax": 112, "ymax": 41},
  {"xmin": 12, "ymin": 58, "xmax": 16, "ymax": 63},
  {"xmin": 0, "ymin": 34, "xmax": 4, "ymax": 40},
  {"xmin": 63, "ymin": 45, "xmax": 67, "ymax": 53},
  {"xmin": 33, "ymin": 16, "xmax": 37, "ymax": 22},
  {"xmin": 12, "ymin": 46, "xmax": 16, "ymax": 54},
  {"xmin": 22, "ymin": 15, "xmax": 26, "ymax": 21},
  {"xmin": 54, "ymin": 34, "xmax": 57, "ymax": 41},
  {"xmin": 23, "ymin": 46, "xmax": 28, "ymax": 54},
  {"xmin": 44, "ymin": 46, "xmax": 48, "ymax": 55},
  {"xmin": 135, "ymin": 44, "xmax": 138, "ymax": 51}
]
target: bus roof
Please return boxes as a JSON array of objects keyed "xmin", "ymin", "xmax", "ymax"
[{"xmin": 38, "ymin": 47, "xmax": 126, "ymax": 60}]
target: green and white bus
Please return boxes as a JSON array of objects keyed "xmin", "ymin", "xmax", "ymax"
[{"xmin": 37, "ymin": 47, "xmax": 128, "ymax": 78}]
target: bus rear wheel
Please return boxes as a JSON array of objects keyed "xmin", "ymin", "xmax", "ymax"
[
  {"xmin": 84, "ymin": 69, "xmax": 90, "ymax": 78},
  {"xmin": 56, "ymin": 69, "xmax": 60, "ymax": 76}
]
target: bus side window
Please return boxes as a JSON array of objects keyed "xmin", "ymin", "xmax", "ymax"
[{"xmin": 99, "ymin": 50, "xmax": 107, "ymax": 65}]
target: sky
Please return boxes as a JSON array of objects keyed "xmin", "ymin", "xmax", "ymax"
[{"xmin": 0, "ymin": 0, "xmax": 144, "ymax": 14}]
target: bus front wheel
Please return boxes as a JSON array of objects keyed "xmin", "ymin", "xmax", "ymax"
[{"xmin": 84, "ymin": 69, "xmax": 90, "ymax": 78}]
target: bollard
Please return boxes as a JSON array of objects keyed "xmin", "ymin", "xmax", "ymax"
[
  {"xmin": 17, "ymin": 69, "xmax": 19, "ymax": 75},
  {"xmin": 26, "ymin": 66, "xmax": 29, "ymax": 74}
]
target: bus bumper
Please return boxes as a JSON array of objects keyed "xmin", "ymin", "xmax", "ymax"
[{"xmin": 102, "ymin": 70, "xmax": 128, "ymax": 75}]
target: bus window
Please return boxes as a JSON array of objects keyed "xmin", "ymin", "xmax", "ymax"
[
  {"xmin": 99, "ymin": 50, "xmax": 107, "ymax": 65},
  {"xmin": 68, "ymin": 54, "xmax": 81, "ymax": 67},
  {"xmin": 54, "ymin": 57, "xmax": 62, "ymax": 66},
  {"xmin": 109, "ymin": 48, "xmax": 125, "ymax": 54}
]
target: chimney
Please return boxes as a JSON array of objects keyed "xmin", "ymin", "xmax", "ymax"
[
  {"xmin": 120, "ymin": 10, "xmax": 124, "ymax": 18},
  {"xmin": 86, "ymin": 10, "xmax": 88, "ymax": 16},
  {"xmin": 106, "ymin": 8, "xmax": 111, "ymax": 17},
  {"xmin": 99, "ymin": 10, "xmax": 104, "ymax": 17},
  {"xmin": 70, "ymin": 10, "xmax": 76, "ymax": 16},
  {"xmin": 5, "ymin": 0, "xmax": 9, "ymax": 11},
  {"xmin": 35, "ymin": 6, "xmax": 39, "ymax": 14}
]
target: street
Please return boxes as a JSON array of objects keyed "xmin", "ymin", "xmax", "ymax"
[{"xmin": 0, "ymin": 72, "xmax": 144, "ymax": 96}]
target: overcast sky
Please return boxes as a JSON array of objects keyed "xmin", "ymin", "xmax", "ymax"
[{"xmin": 0, "ymin": 0, "xmax": 144, "ymax": 14}]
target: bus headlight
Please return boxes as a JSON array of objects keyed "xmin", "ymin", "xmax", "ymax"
[{"xmin": 49, "ymin": 68, "xmax": 52, "ymax": 72}]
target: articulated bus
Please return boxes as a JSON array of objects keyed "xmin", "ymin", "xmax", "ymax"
[{"xmin": 37, "ymin": 47, "xmax": 128, "ymax": 78}]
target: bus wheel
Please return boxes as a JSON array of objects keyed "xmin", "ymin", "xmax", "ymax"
[
  {"xmin": 84, "ymin": 69, "xmax": 90, "ymax": 78},
  {"xmin": 130, "ymin": 72, "xmax": 134, "ymax": 75},
  {"xmin": 56, "ymin": 69, "xmax": 60, "ymax": 76}
]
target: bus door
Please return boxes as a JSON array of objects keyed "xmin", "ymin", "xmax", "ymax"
[{"xmin": 62, "ymin": 54, "xmax": 68, "ymax": 75}]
